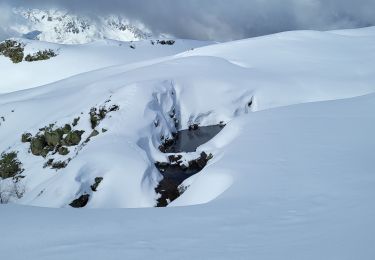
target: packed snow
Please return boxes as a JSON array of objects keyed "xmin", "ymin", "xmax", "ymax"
[{"xmin": 0, "ymin": 27, "xmax": 375, "ymax": 259}]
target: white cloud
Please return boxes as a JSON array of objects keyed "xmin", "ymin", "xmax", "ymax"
[{"xmin": 1, "ymin": 0, "xmax": 375, "ymax": 41}]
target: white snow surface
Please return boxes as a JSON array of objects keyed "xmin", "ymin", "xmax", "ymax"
[
  {"xmin": 1, "ymin": 27, "xmax": 375, "ymax": 259},
  {"xmin": 0, "ymin": 38, "xmax": 212, "ymax": 93}
]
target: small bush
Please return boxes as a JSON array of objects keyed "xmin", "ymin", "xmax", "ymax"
[
  {"xmin": 0, "ymin": 151, "xmax": 23, "ymax": 179},
  {"xmin": 0, "ymin": 40, "xmax": 24, "ymax": 63},
  {"xmin": 24, "ymin": 49, "xmax": 57, "ymax": 62}
]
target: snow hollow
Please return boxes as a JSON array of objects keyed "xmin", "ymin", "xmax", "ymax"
[{"xmin": 0, "ymin": 26, "xmax": 375, "ymax": 259}]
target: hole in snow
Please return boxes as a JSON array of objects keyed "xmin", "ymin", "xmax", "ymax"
[
  {"xmin": 155, "ymin": 124, "xmax": 224, "ymax": 207},
  {"xmin": 160, "ymin": 124, "xmax": 225, "ymax": 153}
]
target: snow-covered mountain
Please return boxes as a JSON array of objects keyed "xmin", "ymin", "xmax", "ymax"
[
  {"xmin": 6, "ymin": 8, "xmax": 152, "ymax": 44},
  {"xmin": 1, "ymin": 26, "xmax": 375, "ymax": 259}
]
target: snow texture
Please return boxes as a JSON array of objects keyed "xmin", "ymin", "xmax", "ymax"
[{"xmin": 0, "ymin": 26, "xmax": 375, "ymax": 259}]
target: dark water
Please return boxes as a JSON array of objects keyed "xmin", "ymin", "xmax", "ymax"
[
  {"xmin": 159, "ymin": 164, "xmax": 199, "ymax": 183},
  {"xmin": 156, "ymin": 124, "xmax": 224, "ymax": 206},
  {"xmin": 164, "ymin": 125, "xmax": 224, "ymax": 153}
]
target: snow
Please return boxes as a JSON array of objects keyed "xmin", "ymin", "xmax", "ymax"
[
  {"xmin": 1, "ymin": 26, "xmax": 375, "ymax": 259},
  {"xmin": 0, "ymin": 38, "xmax": 213, "ymax": 93},
  {"xmin": 8, "ymin": 8, "xmax": 151, "ymax": 44}
]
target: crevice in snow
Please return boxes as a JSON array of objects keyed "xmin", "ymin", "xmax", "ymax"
[{"xmin": 139, "ymin": 82, "xmax": 243, "ymax": 207}]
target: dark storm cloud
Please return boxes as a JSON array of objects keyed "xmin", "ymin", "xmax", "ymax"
[{"xmin": 2, "ymin": 0, "xmax": 375, "ymax": 40}]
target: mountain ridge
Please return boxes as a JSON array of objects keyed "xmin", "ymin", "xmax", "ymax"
[{"xmin": 4, "ymin": 8, "xmax": 152, "ymax": 44}]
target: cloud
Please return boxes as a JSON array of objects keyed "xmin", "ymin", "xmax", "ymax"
[
  {"xmin": 1, "ymin": 0, "xmax": 375, "ymax": 41},
  {"xmin": 0, "ymin": 2, "xmax": 27, "ymax": 41}
]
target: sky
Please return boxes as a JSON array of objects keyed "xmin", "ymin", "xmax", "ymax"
[{"xmin": 1, "ymin": 0, "xmax": 375, "ymax": 41}]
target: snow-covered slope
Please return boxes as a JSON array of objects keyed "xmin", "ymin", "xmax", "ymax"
[
  {"xmin": 1, "ymin": 27, "xmax": 375, "ymax": 259},
  {"xmin": 6, "ymin": 8, "xmax": 151, "ymax": 44},
  {"xmin": 0, "ymin": 38, "xmax": 212, "ymax": 93},
  {"xmin": 2, "ymin": 91, "xmax": 375, "ymax": 259}
]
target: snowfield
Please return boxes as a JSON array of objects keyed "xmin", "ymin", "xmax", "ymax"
[
  {"xmin": 0, "ymin": 27, "xmax": 375, "ymax": 259},
  {"xmin": 0, "ymin": 38, "xmax": 212, "ymax": 93}
]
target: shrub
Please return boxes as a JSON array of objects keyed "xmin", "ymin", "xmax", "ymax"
[
  {"xmin": 0, "ymin": 40, "xmax": 24, "ymax": 63},
  {"xmin": 24, "ymin": 49, "xmax": 57, "ymax": 62},
  {"xmin": 0, "ymin": 151, "xmax": 23, "ymax": 179}
]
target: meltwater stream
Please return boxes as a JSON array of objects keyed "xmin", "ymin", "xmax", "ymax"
[{"xmin": 155, "ymin": 124, "xmax": 224, "ymax": 207}]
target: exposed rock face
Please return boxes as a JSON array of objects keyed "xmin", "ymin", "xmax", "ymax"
[
  {"xmin": 63, "ymin": 130, "xmax": 84, "ymax": 146},
  {"xmin": 21, "ymin": 133, "xmax": 32, "ymax": 143},
  {"xmin": 89, "ymin": 104, "xmax": 120, "ymax": 129},
  {"xmin": 51, "ymin": 160, "xmax": 68, "ymax": 169},
  {"xmin": 28, "ymin": 125, "xmax": 83, "ymax": 157},
  {"xmin": 157, "ymin": 40, "xmax": 175, "ymax": 45},
  {"xmin": 72, "ymin": 117, "xmax": 80, "ymax": 127},
  {"xmin": 69, "ymin": 194, "xmax": 90, "ymax": 208},
  {"xmin": 57, "ymin": 146, "xmax": 69, "ymax": 156},
  {"xmin": 45, "ymin": 128, "xmax": 63, "ymax": 146},
  {"xmin": 30, "ymin": 135, "xmax": 48, "ymax": 156},
  {"xmin": 88, "ymin": 130, "xmax": 99, "ymax": 139},
  {"xmin": 90, "ymin": 177, "xmax": 103, "ymax": 192}
]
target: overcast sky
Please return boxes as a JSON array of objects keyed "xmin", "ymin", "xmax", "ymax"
[{"xmin": 1, "ymin": 0, "xmax": 375, "ymax": 40}]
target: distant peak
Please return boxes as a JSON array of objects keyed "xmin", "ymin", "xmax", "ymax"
[{"xmin": 9, "ymin": 7, "xmax": 152, "ymax": 44}]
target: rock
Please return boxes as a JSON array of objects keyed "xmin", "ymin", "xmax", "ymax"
[
  {"xmin": 51, "ymin": 160, "xmax": 67, "ymax": 169},
  {"xmin": 88, "ymin": 130, "xmax": 99, "ymax": 139},
  {"xmin": 90, "ymin": 177, "xmax": 103, "ymax": 192},
  {"xmin": 155, "ymin": 178, "xmax": 179, "ymax": 207},
  {"xmin": 108, "ymin": 104, "xmax": 119, "ymax": 112},
  {"xmin": 62, "ymin": 124, "xmax": 72, "ymax": 134},
  {"xmin": 157, "ymin": 40, "xmax": 175, "ymax": 45},
  {"xmin": 69, "ymin": 194, "xmax": 90, "ymax": 208},
  {"xmin": 98, "ymin": 107, "xmax": 107, "ymax": 119},
  {"xmin": 180, "ymin": 164, "xmax": 188, "ymax": 171},
  {"xmin": 43, "ymin": 159, "xmax": 54, "ymax": 168},
  {"xmin": 155, "ymin": 161, "xmax": 169, "ymax": 171},
  {"xmin": 188, "ymin": 124, "xmax": 199, "ymax": 131},
  {"xmin": 21, "ymin": 133, "xmax": 32, "ymax": 143},
  {"xmin": 30, "ymin": 135, "xmax": 47, "ymax": 156},
  {"xmin": 168, "ymin": 154, "xmax": 182, "ymax": 164},
  {"xmin": 101, "ymin": 128, "xmax": 108, "ymax": 133},
  {"xmin": 89, "ymin": 108, "xmax": 100, "ymax": 129},
  {"xmin": 63, "ymin": 130, "xmax": 84, "ymax": 146},
  {"xmin": 72, "ymin": 117, "xmax": 80, "ymax": 127},
  {"xmin": 58, "ymin": 146, "xmax": 69, "ymax": 156},
  {"xmin": 44, "ymin": 129, "xmax": 63, "ymax": 146}
]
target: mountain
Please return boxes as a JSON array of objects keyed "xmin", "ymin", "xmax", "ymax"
[
  {"xmin": 6, "ymin": 8, "xmax": 152, "ymax": 44},
  {"xmin": 0, "ymin": 27, "xmax": 375, "ymax": 259}
]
